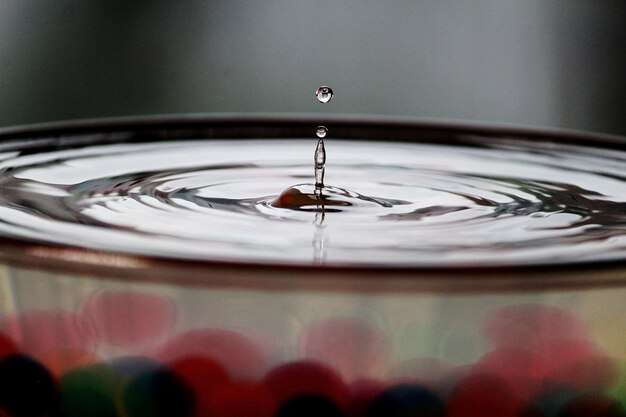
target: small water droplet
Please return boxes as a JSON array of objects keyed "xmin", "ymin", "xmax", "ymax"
[
  {"xmin": 315, "ymin": 86, "xmax": 333, "ymax": 104},
  {"xmin": 316, "ymin": 126, "xmax": 328, "ymax": 138}
]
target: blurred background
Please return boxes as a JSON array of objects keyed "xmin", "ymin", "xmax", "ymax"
[{"xmin": 1, "ymin": 1, "xmax": 625, "ymax": 135}]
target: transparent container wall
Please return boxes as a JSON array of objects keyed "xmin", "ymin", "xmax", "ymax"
[{"xmin": 0, "ymin": 264, "xmax": 624, "ymax": 416}]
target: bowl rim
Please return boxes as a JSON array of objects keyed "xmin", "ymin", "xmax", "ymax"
[
  {"xmin": 1, "ymin": 112, "xmax": 626, "ymax": 147},
  {"xmin": 0, "ymin": 113, "xmax": 625, "ymax": 291}
]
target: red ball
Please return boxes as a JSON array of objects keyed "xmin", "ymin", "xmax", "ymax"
[
  {"xmin": 82, "ymin": 290, "xmax": 176, "ymax": 348},
  {"xmin": 199, "ymin": 381, "xmax": 276, "ymax": 417},
  {"xmin": 168, "ymin": 356, "xmax": 230, "ymax": 393},
  {"xmin": 446, "ymin": 374, "xmax": 520, "ymax": 417},
  {"xmin": 477, "ymin": 346, "xmax": 546, "ymax": 401},
  {"xmin": 483, "ymin": 304, "xmax": 587, "ymax": 351},
  {"xmin": 263, "ymin": 360, "xmax": 350, "ymax": 409},
  {"xmin": 0, "ymin": 310, "xmax": 96, "ymax": 358},
  {"xmin": 347, "ymin": 379, "xmax": 386, "ymax": 417},
  {"xmin": 0, "ymin": 332, "xmax": 17, "ymax": 360},
  {"xmin": 154, "ymin": 328, "xmax": 267, "ymax": 380},
  {"xmin": 547, "ymin": 354, "xmax": 619, "ymax": 393},
  {"xmin": 300, "ymin": 318, "xmax": 388, "ymax": 381}
]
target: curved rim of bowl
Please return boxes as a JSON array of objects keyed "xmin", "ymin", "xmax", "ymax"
[
  {"xmin": 0, "ymin": 113, "xmax": 625, "ymax": 290},
  {"xmin": 1, "ymin": 112, "xmax": 625, "ymax": 148}
]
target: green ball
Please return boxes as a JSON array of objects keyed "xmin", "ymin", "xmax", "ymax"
[{"xmin": 59, "ymin": 364, "xmax": 124, "ymax": 417}]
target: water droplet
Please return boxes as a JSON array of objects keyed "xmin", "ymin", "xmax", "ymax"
[
  {"xmin": 314, "ymin": 139, "xmax": 326, "ymax": 188},
  {"xmin": 316, "ymin": 126, "xmax": 328, "ymax": 138},
  {"xmin": 315, "ymin": 86, "xmax": 333, "ymax": 104}
]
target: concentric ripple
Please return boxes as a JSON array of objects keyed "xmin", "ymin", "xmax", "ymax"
[{"xmin": 0, "ymin": 138, "xmax": 625, "ymax": 267}]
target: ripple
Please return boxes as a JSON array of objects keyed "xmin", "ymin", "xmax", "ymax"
[{"xmin": 0, "ymin": 139, "xmax": 625, "ymax": 267}]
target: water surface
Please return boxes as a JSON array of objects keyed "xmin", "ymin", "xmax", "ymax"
[{"xmin": 0, "ymin": 138, "xmax": 625, "ymax": 267}]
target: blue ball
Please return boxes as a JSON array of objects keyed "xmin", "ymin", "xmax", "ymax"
[{"xmin": 368, "ymin": 384, "xmax": 444, "ymax": 417}]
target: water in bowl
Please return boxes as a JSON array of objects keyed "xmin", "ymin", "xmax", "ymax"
[{"xmin": 0, "ymin": 135, "xmax": 625, "ymax": 267}]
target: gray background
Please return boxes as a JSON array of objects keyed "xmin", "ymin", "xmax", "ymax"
[{"xmin": 1, "ymin": 1, "xmax": 625, "ymax": 135}]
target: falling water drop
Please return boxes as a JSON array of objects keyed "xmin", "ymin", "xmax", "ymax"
[
  {"xmin": 316, "ymin": 126, "xmax": 328, "ymax": 138},
  {"xmin": 315, "ymin": 86, "xmax": 334, "ymax": 104}
]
